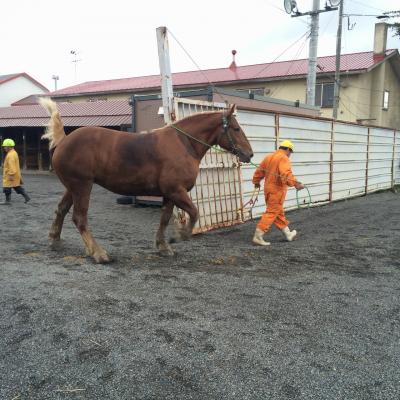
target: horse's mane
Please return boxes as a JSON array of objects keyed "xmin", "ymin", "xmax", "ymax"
[
  {"xmin": 150, "ymin": 110, "xmax": 224, "ymax": 133},
  {"xmin": 176, "ymin": 110, "xmax": 222, "ymax": 123}
]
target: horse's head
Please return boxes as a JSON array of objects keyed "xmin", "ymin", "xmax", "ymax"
[{"xmin": 216, "ymin": 105, "xmax": 253, "ymax": 163}]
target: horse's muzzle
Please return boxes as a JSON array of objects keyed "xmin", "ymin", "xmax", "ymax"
[{"xmin": 238, "ymin": 150, "xmax": 253, "ymax": 163}]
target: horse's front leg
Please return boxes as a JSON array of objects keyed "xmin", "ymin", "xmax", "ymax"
[
  {"xmin": 156, "ymin": 199, "xmax": 175, "ymax": 256},
  {"xmin": 168, "ymin": 189, "xmax": 199, "ymax": 241}
]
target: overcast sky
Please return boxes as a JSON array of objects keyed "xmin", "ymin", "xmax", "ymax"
[{"xmin": 1, "ymin": 0, "xmax": 399, "ymax": 91}]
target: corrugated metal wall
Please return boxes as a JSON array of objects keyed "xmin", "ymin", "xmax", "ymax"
[
  {"xmin": 367, "ymin": 128, "xmax": 395, "ymax": 192},
  {"xmin": 279, "ymin": 115, "xmax": 332, "ymax": 209},
  {"xmin": 395, "ymin": 131, "xmax": 400, "ymax": 185},
  {"xmin": 236, "ymin": 110, "xmax": 399, "ymax": 220},
  {"xmin": 332, "ymin": 123, "xmax": 368, "ymax": 201}
]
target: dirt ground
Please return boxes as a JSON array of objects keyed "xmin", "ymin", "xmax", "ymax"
[{"xmin": 0, "ymin": 173, "xmax": 399, "ymax": 400}]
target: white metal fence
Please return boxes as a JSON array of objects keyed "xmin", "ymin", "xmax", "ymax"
[
  {"xmin": 170, "ymin": 98, "xmax": 399, "ymax": 233},
  {"xmin": 238, "ymin": 110, "xmax": 399, "ymax": 220}
]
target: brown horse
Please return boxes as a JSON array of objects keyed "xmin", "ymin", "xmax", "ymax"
[{"xmin": 40, "ymin": 98, "xmax": 253, "ymax": 263}]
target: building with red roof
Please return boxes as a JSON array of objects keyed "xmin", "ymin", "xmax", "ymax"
[
  {"xmin": 49, "ymin": 23, "xmax": 400, "ymax": 129},
  {"xmin": 0, "ymin": 23, "xmax": 398, "ymax": 171},
  {"xmin": 0, "ymin": 73, "xmax": 49, "ymax": 107}
]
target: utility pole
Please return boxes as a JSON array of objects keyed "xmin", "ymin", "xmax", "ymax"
[
  {"xmin": 156, "ymin": 26, "xmax": 175, "ymax": 124},
  {"xmin": 286, "ymin": 0, "xmax": 339, "ymax": 106},
  {"xmin": 306, "ymin": 0, "xmax": 320, "ymax": 106},
  {"xmin": 332, "ymin": 0, "xmax": 344, "ymax": 119}
]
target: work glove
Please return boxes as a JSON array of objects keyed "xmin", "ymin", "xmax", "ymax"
[{"xmin": 295, "ymin": 182, "xmax": 305, "ymax": 190}]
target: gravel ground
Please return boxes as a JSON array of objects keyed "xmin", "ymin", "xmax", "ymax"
[{"xmin": 0, "ymin": 174, "xmax": 399, "ymax": 400}]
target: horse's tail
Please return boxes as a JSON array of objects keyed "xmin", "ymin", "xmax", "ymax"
[{"xmin": 39, "ymin": 97, "xmax": 66, "ymax": 150}]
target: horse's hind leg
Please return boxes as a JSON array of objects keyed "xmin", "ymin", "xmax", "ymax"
[
  {"xmin": 156, "ymin": 199, "xmax": 174, "ymax": 256},
  {"xmin": 49, "ymin": 190, "xmax": 73, "ymax": 245},
  {"xmin": 70, "ymin": 182, "xmax": 110, "ymax": 264}
]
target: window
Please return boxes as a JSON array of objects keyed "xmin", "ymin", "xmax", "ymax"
[
  {"xmin": 237, "ymin": 88, "xmax": 265, "ymax": 97},
  {"xmin": 315, "ymin": 82, "xmax": 334, "ymax": 107},
  {"xmin": 383, "ymin": 90, "xmax": 389, "ymax": 110}
]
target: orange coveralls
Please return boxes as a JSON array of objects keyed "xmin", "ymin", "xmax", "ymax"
[{"xmin": 252, "ymin": 149, "xmax": 298, "ymax": 232}]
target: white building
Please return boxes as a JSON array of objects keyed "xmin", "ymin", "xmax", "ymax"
[{"xmin": 0, "ymin": 73, "xmax": 48, "ymax": 107}]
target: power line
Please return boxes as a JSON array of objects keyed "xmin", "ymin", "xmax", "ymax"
[
  {"xmin": 347, "ymin": 0, "xmax": 386, "ymax": 13},
  {"xmin": 340, "ymin": 92, "xmax": 400, "ymax": 108},
  {"xmin": 168, "ymin": 27, "xmax": 311, "ymax": 94},
  {"xmin": 167, "ymin": 29, "xmax": 215, "ymax": 88},
  {"xmin": 338, "ymin": 98, "xmax": 363, "ymax": 119},
  {"xmin": 253, "ymin": 29, "xmax": 310, "ymax": 79},
  {"xmin": 269, "ymin": 33, "xmax": 309, "ymax": 97},
  {"xmin": 263, "ymin": 0, "xmax": 309, "ymax": 25},
  {"xmin": 314, "ymin": 66, "xmax": 399, "ymax": 95}
]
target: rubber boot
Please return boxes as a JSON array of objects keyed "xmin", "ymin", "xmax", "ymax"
[
  {"xmin": 0, "ymin": 194, "xmax": 11, "ymax": 205},
  {"xmin": 252, "ymin": 228, "xmax": 270, "ymax": 246},
  {"xmin": 282, "ymin": 226, "xmax": 297, "ymax": 242},
  {"xmin": 19, "ymin": 188, "xmax": 31, "ymax": 203}
]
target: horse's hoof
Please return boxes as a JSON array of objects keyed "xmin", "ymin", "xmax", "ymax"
[
  {"xmin": 92, "ymin": 250, "xmax": 110, "ymax": 264},
  {"xmin": 168, "ymin": 237, "xmax": 177, "ymax": 244},
  {"xmin": 158, "ymin": 242, "xmax": 175, "ymax": 256},
  {"xmin": 158, "ymin": 249, "xmax": 175, "ymax": 257},
  {"xmin": 50, "ymin": 239, "xmax": 63, "ymax": 250}
]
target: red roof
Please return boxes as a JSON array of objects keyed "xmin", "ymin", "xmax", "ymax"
[
  {"xmin": 0, "ymin": 73, "xmax": 49, "ymax": 92},
  {"xmin": 51, "ymin": 50, "xmax": 398, "ymax": 97},
  {"xmin": 11, "ymin": 94, "xmax": 41, "ymax": 106},
  {"xmin": 0, "ymin": 100, "xmax": 131, "ymax": 127}
]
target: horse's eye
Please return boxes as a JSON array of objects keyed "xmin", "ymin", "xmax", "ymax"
[{"xmin": 233, "ymin": 128, "xmax": 240, "ymax": 132}]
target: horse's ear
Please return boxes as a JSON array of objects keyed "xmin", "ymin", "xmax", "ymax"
[{"xmin": 227, "ymin": 104, "xmax": 236, "ymax": 117}]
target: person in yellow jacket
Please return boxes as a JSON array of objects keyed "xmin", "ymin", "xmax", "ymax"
[
  {"xmin": 252, "ymin": 140, "xmax": 304, "ymax": 246},
  {"xmin": 1, "ymin": 138, "xmax": 30, "ymax": 205}
]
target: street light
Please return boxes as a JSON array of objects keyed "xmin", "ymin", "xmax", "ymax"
[{"xmin": 52, "ymin": 75, "xmax": 59, "ymax": 91}]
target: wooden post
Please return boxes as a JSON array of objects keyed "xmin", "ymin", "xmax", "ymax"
[
  {"xmin": 22, "ymin": 130, "xmax": 27, "ymax": 169},
  {"xmin": 274, "ymin": 114, "xmax": 280, "ymax": 150},
  {"xmin": 329, "ymin": 120, "xmax": 334, "ymax": 202},
  {"xmin": 0, "ymin": 135, "xmax": 3, "ymax": 166},
  {"xmin": 156, "ymin": 26, "xmax": 175, "ymax": 124},
  {"xmin": 365, "ymin": 127, "xmax": 370, "ymax": 194},
  {"xmin": 157, "ymin": 26, "xmax": 181, "ymax": 225},
  {"xmin": 391, "ymin": 129, "xmax": 396, "ymax": 189},
  {"xmin": 37, "ymin": 132, "xmax": 42, "ymax": 170},
  {"xmin": 49, "ymin": 148, "xmax": 52, "ymax": 171}
]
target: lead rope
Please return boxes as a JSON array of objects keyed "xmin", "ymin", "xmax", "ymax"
[{"xmin": 170, "ymin": 124, "xmax": 313, "ymax": 210}]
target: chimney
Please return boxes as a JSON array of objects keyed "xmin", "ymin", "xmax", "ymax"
[
  {"xmin": 373, "ymin": 23, "xmax": 388, "ymax": 57},
  {"xmin": 229, "ymin": 50, "xmax": 237, "ymax": 70}
]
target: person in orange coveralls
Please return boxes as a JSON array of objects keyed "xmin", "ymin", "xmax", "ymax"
[{"xmin": 252, "ymin": 140, "xmax": 304, "ymax": 246}]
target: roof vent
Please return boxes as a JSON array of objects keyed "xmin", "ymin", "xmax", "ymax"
[{"xmin": 229, "ymin": 50, "xmax": 237, "ymax": 70}]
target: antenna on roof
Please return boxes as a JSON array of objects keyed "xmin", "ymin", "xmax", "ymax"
[{"xmin": 70, "ymin": 50, "xmax": 82, "ymax": 83}]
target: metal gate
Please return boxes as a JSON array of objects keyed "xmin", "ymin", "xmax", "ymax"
[{"xmin": 173, "ymin": 98, "xmax": 244, "ymax": 234}]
